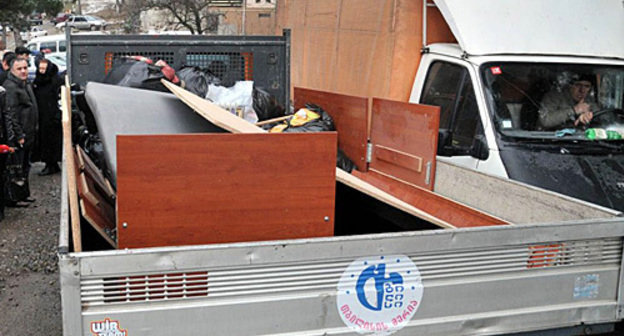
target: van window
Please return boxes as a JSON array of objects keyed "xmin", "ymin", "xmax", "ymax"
[
  {"xmin": 59, "ymin": 40, "xmax": 66, "ymax": 52},
  {"xmin": 40, "ymin": 41, "xmax": 57, "ymax": 52},
  {"xmin": 420, "ymin": 62, "xmax": 463, "ymax": 129},
  {"xmin": 452, "ymin": 79, "xmax": 481, "ymax": 151},
  {"xmin": 27, "ymin": 43, "xmax": 37, "ymax": 51},
  {"xmin": 421, "ymin": 61, "xmax": 484, "ymax": 155}
]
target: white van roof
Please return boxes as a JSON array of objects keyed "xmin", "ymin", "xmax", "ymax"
[
  {"xmin": 433, "ymin": 0, "xmax": 624, "ymax": 59},
  {"xmin": 27, "ymin": 34, "xmax": 65, "ymax": 44}
]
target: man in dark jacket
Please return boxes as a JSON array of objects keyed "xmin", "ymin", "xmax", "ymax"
[
  {"xmin": 3, "ymin": 57, "xmax": 36, "ymax": 203},
  {"xmin": 0, "ymin": 51, "xmax": 16, "ymax": 85},
  {"xmin": 0, "ymin": 84, "xmax": 25, "ymax": 219}
]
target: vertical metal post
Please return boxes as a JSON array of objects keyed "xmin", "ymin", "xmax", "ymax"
[
  {"xmin": 283, "ymin": 28, "xmax": 291, "ymax": 111},
  {"xmin": 59, "ymin": 255, "xmax": 83, "ymax": 335},
  {"xmin": 422, "ymin": 0, "xmax": 428, "ymax": 49},
  {"xmin": 242, "ymin": 1, "xmax": 247, "ymax": 35},
  {"xmin": 616, "ymin": 239, "xmax": 624, "ymax": 319}
]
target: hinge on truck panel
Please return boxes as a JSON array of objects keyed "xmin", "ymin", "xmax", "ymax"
[
  {"xmin": 425, "ymin": 161, "xmax": 432, "ymax": 185},
  {"xmin": 366, "ymin": 143, "xmax": 373, "ymax": 163}
]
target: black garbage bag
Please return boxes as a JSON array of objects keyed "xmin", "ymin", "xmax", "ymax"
[
  {"xmin": 280, "ymin": 103, "xmax": 335, "ymax": 133},
  {"xmin": 337, "ymin": 148, "xmax": 356, "ymax": 173},
  {"xmin": 102, "ymin": 59, "xmax": 169, "ymax": 93},
  {"xmin": 176, "ymin": 66, "xmax": 211, "ymax": 97},
  {"xmin": 4, "ymin": 151, "xmax": 29, "ymax": 203},
  {"xmin": 75, "ymin": 126, "xmax": 108, "ymax": 177},
  {"xmin": 253, "ymin": 86, "xmax": 286, "ymax": 121},
  {"xmin": 268, "ymin": 103, "xmax": 356, "ymax": 171}
]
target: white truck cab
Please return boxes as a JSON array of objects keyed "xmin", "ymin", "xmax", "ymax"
[{"xmin": 410, "ymin": 0, "xmax": 624, "ymax": 211}]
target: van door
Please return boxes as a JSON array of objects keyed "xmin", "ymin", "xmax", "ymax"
[{"xmin": 419, "ymin": 61, "xmax": 487, "ymax": 170}]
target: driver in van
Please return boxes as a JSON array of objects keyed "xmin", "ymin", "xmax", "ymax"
[{"xmin": 537, "ymin": 73, "xmax": 597, "ymax": 130}]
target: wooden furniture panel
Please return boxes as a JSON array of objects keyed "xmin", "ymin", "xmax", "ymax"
[
  {"xmin": 370, "ymin": 98, "xmax": 440, "ymax": 190},
  {"xmin": 163, "ymin": 80, "xmax": 456, "ymax": 229},
  {"xmin": 74, "ymin": 149, "xmax": 116, "ymax": 248},
  {"xmin": 116, "ymin": 133, "xmax": 337, "ymax": 248},
  {"xmin": 353, "ymin": 170, "xmax": 509, "ymax": 228},
  {"xmin": 294, "ymin": 87, "xmax": 369, "ymax": 171}
]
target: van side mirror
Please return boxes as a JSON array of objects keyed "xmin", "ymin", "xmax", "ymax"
[
  {"xmin": 470, "ymin": 135, "xmax": 489, "ymax": 160},
  {"xmin": 437, "ymin": 129, "xmax": 454, "ymax": 156}
]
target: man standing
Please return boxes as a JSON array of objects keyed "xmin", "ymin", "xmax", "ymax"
[
  {"xmin": 0, "ymin": 51, "xmax": 16, "ymax": 84},
  {"xmin": 3, "ymin": 57, "xmax": 37, "ymax": 204},
  {"xmin": 14, "ymin": 46, "xmax": 31, "ymax": 61}
]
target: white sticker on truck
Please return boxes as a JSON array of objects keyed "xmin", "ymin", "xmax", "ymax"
[
  {"xmin": 337, "ymin": 255, "xmax": 423, "ymax": 335},
  {"xmin": 90, "ymin": 318, "xmax": 127, "ymax": 336}
]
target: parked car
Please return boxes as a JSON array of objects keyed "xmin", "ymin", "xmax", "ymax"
[
  {"xmin": 29, "ymin": 12, "xmax": 43, "ymax": 25},
  {"xmin": 20, "ymin": 26, "xmax": 48, "ymax": 41},
  {"xmin": 56, "ymin": 15, "xmax": 107, "ymax": 31},
  {"xmin": 52, "ymin": 13, "xmax": 72, "ymax": 25}
]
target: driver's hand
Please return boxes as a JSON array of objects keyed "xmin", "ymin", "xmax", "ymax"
[
  {"xmin": 574, "ymin": 111, "xmax": 593, "ymax": 126},
  {"xmin": 574, "ymin": 101, "xmax": 592, "ymax": 115}
]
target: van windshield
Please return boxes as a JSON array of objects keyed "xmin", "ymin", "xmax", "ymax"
[{"xmin": 481, "ymin": 62, "xmax": 624, "ymax": 141}]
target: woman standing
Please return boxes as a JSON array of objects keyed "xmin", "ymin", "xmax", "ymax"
[{"xmin": 33, "ymin": 59, "xmax": 62, "ymax": 175}]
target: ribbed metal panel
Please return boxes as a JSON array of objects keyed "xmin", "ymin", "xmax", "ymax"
[{"xmin": 80, "ymin": 238, "xmax": 622, "ymax": 307}]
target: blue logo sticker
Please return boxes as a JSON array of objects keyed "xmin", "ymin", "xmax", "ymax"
[{"xmin": 337, "ymin": 255, "xmax": 423, "ymax": 335}]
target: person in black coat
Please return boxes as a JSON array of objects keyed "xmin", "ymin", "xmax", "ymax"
[
  {"xmin": 33, "ymin": 59, "xmax": 62, "ymax": 175},
  {"xmin": 3, "ymin": 57, "xmax": 37, "ymax": 203},
  {"xmin": 0, "ymin": 85, "xmax": 26, "ymax": 219},
  {"xmin": 0, "ymin": 52, "xmax": 16, "ymax": 85}
]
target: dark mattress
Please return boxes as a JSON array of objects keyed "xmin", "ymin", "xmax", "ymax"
[{"xmin": 84, "ymin": 82, "xmax": 224, "ymax": 185}]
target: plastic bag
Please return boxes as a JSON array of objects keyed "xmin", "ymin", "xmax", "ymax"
[
  {"xmin": 176, "ymin": 66, "xmax": 211, "ymax": 97},
  {"xmin": 279, "ymin": 103, "xmax": 335, "ymax": 133},
  {"xmin": 4, "ymin": 151, "xmax": 29, "ymax": 203},
  {"xmin": 102, "ymin": 59, "xmax": 169, "ymax": 93},
  {"xmin": 207, "ymin": 81, "xmax": 258, "ymax": 123},
  {"xmin": 337, "ymin": 148, "xmax": 356, "ymax": 173},
  {"xmin": 252, "ymin": 87, "xmax": 285, "ymax": 121}
]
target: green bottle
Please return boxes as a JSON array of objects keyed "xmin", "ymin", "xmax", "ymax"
[
  {"xmin": 607, "ymin": 130, "xmax": 622, "ymax": 140},
  {"xmin": 585, "ymin": 128, "xmax": 607, "ymax": 140}
]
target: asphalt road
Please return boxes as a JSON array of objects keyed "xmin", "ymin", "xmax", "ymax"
[{"xmin": 0, "ymin": 162, "xmax": 63, "ymax": 335}]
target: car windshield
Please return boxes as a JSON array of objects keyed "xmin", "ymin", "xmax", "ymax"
[{"xmin": 481, "ymin": 62, "xmax": 624, "ymax": 141}]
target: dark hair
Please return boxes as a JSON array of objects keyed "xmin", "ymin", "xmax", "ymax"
[
  {"xmin": 14, "ymin": 46, "xmax": 31, "ymax": 56},
  {"xmin": 570, "ymin": 72, "xmax": 594, "ymax": 84},
  {"xmin": 2, "ymin": 51, "xmax": 15, "ymax": 63},
  {"xmin": 9, "ymin": 57, "xmax": 27, "ymax": 69}
]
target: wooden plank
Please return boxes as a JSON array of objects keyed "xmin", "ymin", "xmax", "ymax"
[
  {"xmin": 374, "ymin": 145, "xmax": 422, "ymax": 173},
  {"xmin": 80, "ymin": 199, "xmax": 117, "ymax": 248},
  {"xmin": 353, "ymin": 170, "xmax": 509, "ymax": 228},
  {"xmin": 116, "ymin": 133, "xmax": 337, "ymax": 248},
  {"xmin": 370, "ymin": 98, "xmax": 440, "ymax": 190},
  {"xmin": 61, "ymin": 84, "xmax": 82, "ymax": 252},
  {"xmin": 74, "ymin": 155, "xmax": 116, "ymax": 248},
  {"xmin": 76, "ymin": 145, "xmax": 116, "ymax": 202},
  {"xmin": 76, "ymin": 168, "xmax": 116, "ymax": 227},
  {"xmin": 293, "ymin": 87, "xmax": 369, "ymax": 171},
  {"xmin": 162, "ymin": 79, "xmax": 454, "ymax": 229}
]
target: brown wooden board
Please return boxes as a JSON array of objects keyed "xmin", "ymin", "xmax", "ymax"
[
  {"xmin": 294, "ymin": 87, "xmax": 369, "ymax": 171},
  {"xmin": 116, "ymin": 133, "xmax": 337, "ymax": 249},
  {"xmin": 163, "ymin": 79, "xmax": 455, "ymax": 229},
  {"xmin": 353, "ymin": 170, "xmax": 509, "ymax": 228},
  {"xmin": 61, "ymin": 84, "xmax": 82, "ymax": 252},
  {"xmin": 74, "ymin": 154, "xmax": 116, "ymax": 248},
  {"xmin": 76, "ymin": 146, "xmax": 116, "ymax": 202},
  {"xmin": 369, "ymin": 98, "xmax": 440, "ymax": 191}
]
